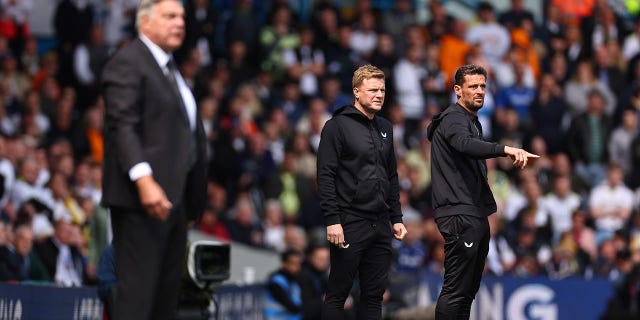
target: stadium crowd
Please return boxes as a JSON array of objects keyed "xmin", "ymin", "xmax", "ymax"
[{"xmin": 1, "ymin": 0, "xmax": 640, "ymax": 317}]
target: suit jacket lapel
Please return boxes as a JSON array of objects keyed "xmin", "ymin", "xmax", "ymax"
[{"xmin": 133, "ymin": 39, "xmax": 191, "ymax": 128}]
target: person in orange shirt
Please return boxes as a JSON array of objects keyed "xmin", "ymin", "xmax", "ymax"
[
  {"xmin": 439, "ymin": 19, "xmax": 472, "ymax": 89},
  {"xmin": 552, "ymin": 0, "xmax": 595, "ymax": 20}
]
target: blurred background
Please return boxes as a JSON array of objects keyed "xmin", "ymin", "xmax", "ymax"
[{"xmin": 1, "ymin": 0, "xmax": 640, "ymax": 319}]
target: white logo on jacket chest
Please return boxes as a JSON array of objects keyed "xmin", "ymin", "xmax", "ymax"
[{"xmin": 380, "ymin": 132, "xmax": 387, "ymax": 138}]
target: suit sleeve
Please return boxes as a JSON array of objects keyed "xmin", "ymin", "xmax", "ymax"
[
  {"xmin": 442, "ymin": 113, "xmax": 506, "ymax": 159},
  {"xmin": 317, "ymin": 119, "xmax": 343, "ymax": 226},
  {"xmin": 101, "ymin": 53, "xmax": 147, "ymax": 175}
]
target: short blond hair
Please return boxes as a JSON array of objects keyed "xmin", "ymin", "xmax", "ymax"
[{"xmin": 352, "ymin": 64, "xmax": 385, "ymax": 89}]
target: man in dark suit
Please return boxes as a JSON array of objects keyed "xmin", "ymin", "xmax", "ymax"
[{"xmin": 100, "ymin": 0, "xmax": 207, "ymax": 319}]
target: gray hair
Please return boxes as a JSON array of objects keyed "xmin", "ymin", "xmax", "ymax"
[{"xmin": 135, "ymin": 0, "xmax": 158, "ymax": 30}]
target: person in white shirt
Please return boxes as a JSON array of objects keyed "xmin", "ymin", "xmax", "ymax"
[
  {"xmin": 543, "ymin": 175, "xmax": 581, "ymax": 243},
  {"xmin": 589, "ymin": 163, "xmax": 635, "ymax": 245},
  {"xmin": 465, "ymin": 2, "xmax": 511, "ymax": 69}
]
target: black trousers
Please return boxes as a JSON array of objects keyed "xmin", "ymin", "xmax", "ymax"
[
  {"xmin": 110, "ymin": 204, "xmax": 187, "ymax": 320},
  {"xmin": 322, "ymin": 214, "xmax": 393, "ymax": 320},
  {"xmin": 435, "ymin": 214, "xmax": 490, "ymax": 320}
]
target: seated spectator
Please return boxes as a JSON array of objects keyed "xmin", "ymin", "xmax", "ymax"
[
  {"xmin": 608, "ymin": 108, "xmax": 638, "ymax": 175},
  {"xmin": 496, "ymin": 59, "xmax": 537, "ymax": 126},
  {"xmin": 592, "ymin": 238, "xmax": 622, "ymax": 280},
  {"xmin": 392, "ymin": 210, "xmax": 426, "ymax": 273},
  {"xmin": 544, "ymin": 238, "xmax": 581, "ymax": 280},
  {"xmin": 33, "ymin": 216, "xmax": 87, "ymax": 287},
  {"xmin": 0, "ymin": 224, "xmax": 49, "ymax": 282},
  {"xmin": 567, "ymin": 89, "xmax": 614, "ymax": 187},
  {"xmin": 551, "ymin": 153, "xmax": 591, "ymax": 198},
  {"xmin": 510, "ymin": 225, "xmax": 551, "ymax": 277},
  {"xmin": 570, "ymin": 210, "xmax": 598, "ymax": 262},
  {"xmin": 564, "ymin": 60, "xmax": 616, "ymax": 117},
  {"xmin": 226, "ymin": 195, "xmax": 264, "ymax": 248},
  {"xmin": 10, "ymin": 156, "xmax": 54, "ymax": 212},
  {"xmin": 589, "ymin": 163, "xmax": 635, "ymax": 245},
  {"xmin": 262, "ymin": 199, "xmax": 286, "ymax": 252},
  {"xmin": 264, "ymin": 249, "xmax": 304, "ymax": 320},
  {"xmin": 543, "ymin": 175, "xmax": 581, "ymax": 242},
  {"xmin": 198, "ymin": 205, "xmax": 231, "ymax": 241},
  {"xmin": 486, "ymin": 214, "xmax": 516, "ymax": 276},
  {"xmin": 299, "ymin": 245, "xmax": 329, "ymax": 320},
  {"xmin": 282, "ymin": 27, "xmax": 326, "ymax": 99},
  {"xmin": 284, "ymin": 224, "xmax": 308, "ymax": 254}
]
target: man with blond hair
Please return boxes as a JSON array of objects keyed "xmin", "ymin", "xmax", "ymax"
[
  {"xmin": 317, "ymin": 64, "xmax": 407, "ymax": 319},
  {"xmin": 101, "ymin": 0, "xmax": 207, "ymax": 318}
]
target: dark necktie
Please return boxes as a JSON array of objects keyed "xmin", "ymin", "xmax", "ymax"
[{"xmin": 166, "ymin": 59, "xmax": 197, "ymax": 172}]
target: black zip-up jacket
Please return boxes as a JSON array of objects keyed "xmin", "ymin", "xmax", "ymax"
[
  {"xmin": 426, "ymin": 103, "xmax": 506, "ymax": 218},
  {"xmin": 317, "ymin": 105, "xmax": 402, "ymax": 226}
]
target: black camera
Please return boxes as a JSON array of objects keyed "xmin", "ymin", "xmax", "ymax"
[
  {"xmin": 178, "ymin": 240, "xmax": 230, "ymax": 320},
  {"xmin": 185, "ymin": 240, "xmax": 231, "ymax": 289}
]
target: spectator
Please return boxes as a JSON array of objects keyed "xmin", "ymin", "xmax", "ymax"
[
  {"xmin": 392, "ymin": 210, "xmax": 426, "ymax": 273},
  {"xmin": 299, "ymin": 244, "xmax": 329, "ymax": 320},
  {"xmin": 289, "ymin": 132, "xmax": 317, "ymax": 180},
  {"xmin": 349, "ymin": 10, "xmax": 377, "ymax": 60},
  {"xmin": 567, "ymin": 89, "xmax": 614, "ymax": 186},
  {"xmin": 317, "ymin": 76, "xmax": 350, "ymax": 114},
  {"xmin": 498, "ymin": 0, "xmax": 534, "ymax": 31},
  {"xmin": 264, "ymin": 249, "xmax": 304, "ymax": 320},
  {"xmin": 380, "ymin": 0, "xmax": 414, "ymax": 56},
  {"xmin": 198, "ymin": 204, "xmax": 231, "ymax": 241},
  {"xmin": 543, "ymin": 175, "xmax": 582, "ymax": 242},
  {"xmin": 72, "ymin": 25, "xmax": 111, "ymax": 111},
  {"xmin": 262, "ymin": 199, "xmax": 286, "ymax": 252},
  {"xmin": 593, "ymin": 45, "xmax": 625, "ymax": 99},
  {"xmin": 465, "ymin": 2, "xmax": 511, "ymax": 68},
  {"xmin": 544, "ymin": 233, "xmax": 581, "ymax": 279},
  {"xmin": 393, "ymin": 44, "xmax": 426, "ymax": 135},
  {"xmin": 182, "ymin": 0, "xmax": 217, "ymax": 67},
  {"xmin": 0, "ymin": 53, "xmax": 30, "ymax": 102},
  {"xmin": 226, "ymin": 195, "xmax": 264, "ymax": 248},
  {"xmin": 96, "ymin": 0, "xmax": 137, "ymax": 50},
  {"xmin": 259, "ymin": 5, "xmax": 300, "ymax": 82},
  {"xmin": 295, "ymin": 96, "xmax": 330, "ymax": 152},
  {"xmin": 530, "ymin": 73, "xmax": 568, "ymax": 154},
  {"xmin": 53, "ymin": 0, "xmax": 94, "ymax": 87},
  {"xmin": 486, "ymin": 213, "xmax": 516, "ymax": 276},
  {"xmin": 564, "ymin": 60, "xmax": 617, "ymax": 117},
  {"xmin": 33, "ymin": 217, "xmax": 86, "ymax": 287},
  {"xmin": 10, "ymin": 156, "xmax": 54, "ymax": 213},
  {"xmin": 223, "ymin": 0, "xmax": 260, "ymax": 65},
  {"xmin": 589, "ymin": 163, "xmax": 635, "ymax": 245},
  {"xmin": 592, "ymin": 238, "xmax": 621, "ymax": 280},
  {"xmin": 0, "ymin": 224, "xmax": 49, "ymax": 282},
  {"xmin": 283, "ymin": 224, "xmax": 308, "ymax": 254},
  {"xmin": 494, "ymin": 62, "xmax": 537, "ymax": 127},
  {"xmin": 324, "ymin": 24, "xmax": 358, "ymax": 93},
  {"xmin": 608, "ymin": 108, "xmax": 638, "ymax": 175},
  {"xmin": 283, "ymin": 27, "xmax": 325, "ymax": 98},
  {"xmin": 226, "ymin": 41, "xmax": 254, "ymax": 96},
  {"xmin": 623, "ymin": 17, "xmax": 640, "ymax": 61}
]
